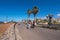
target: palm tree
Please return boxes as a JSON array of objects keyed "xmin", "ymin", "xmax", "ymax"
[
  {"xmin": 47, "ymin": 14, "xmax": 53, "ymax": 25},
  {"xmin": 27, "ymin": 9, "xmax": 31, "ymax": 20},
  {"xmin": 32, "ymin": 6, "xmax": 39, "ymax": 20}
]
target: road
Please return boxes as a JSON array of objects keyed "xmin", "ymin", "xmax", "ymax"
[{"xmin": 15, "ymin": 22, "xmax": 60, "ymax": 40}]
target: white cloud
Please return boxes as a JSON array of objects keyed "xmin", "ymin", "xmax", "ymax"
[{"xmin": 57, "ymin": 14, "xmax": 60, "ymax": 17}]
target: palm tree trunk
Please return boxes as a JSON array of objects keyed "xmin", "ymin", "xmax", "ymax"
[
  {"xmin": 34, "ymin": 16, "xmax": 36, "ymax": 20},
  {"xmin": 28, "ymin": 15, "xmax": 30, "ymax": 20},
  {"xmin": 34, "ymin": 14, "xmax": 36, "ymax": 20}
]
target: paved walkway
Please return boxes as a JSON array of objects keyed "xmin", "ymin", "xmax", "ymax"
[{"xmin": 16, "ymin": 22, "xmax": 60, "ymax": 40}]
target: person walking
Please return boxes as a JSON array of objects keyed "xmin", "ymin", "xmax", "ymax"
[{"xmin": 31, "ymin": 20, "xmax": 37, "ymax": 28}]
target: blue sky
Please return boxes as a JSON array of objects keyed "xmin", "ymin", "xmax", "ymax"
[{"xmin": 0, "ymin": 0, "xmax": 60, "ymax": 21}]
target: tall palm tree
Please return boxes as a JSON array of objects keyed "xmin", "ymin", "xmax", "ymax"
[
  {"xmin": 32, "ymin": 6, "xmax": 39, "ymax": 20},
  {"xmin": 27, "ymin": 9, "xmax": 31, "ymax": 20},
  {"xmin": 47, "ymin": 14, "xmax": 53, "ymax": 25}
]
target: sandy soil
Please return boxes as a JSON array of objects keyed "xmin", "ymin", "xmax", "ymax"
[{"xmin": 0, "ymin": 23, "xmax": 14, "ymax": 36}]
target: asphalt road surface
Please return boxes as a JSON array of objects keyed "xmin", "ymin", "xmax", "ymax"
[{"xmin": 15, "ymin": 22, "xmax": 60, "ymax": 40}]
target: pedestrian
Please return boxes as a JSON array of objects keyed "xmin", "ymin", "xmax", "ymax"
[
  {"xmin": 31, "ymin": 21, "xmax": 35, "ymax": 28},
  {"xmin": 34, "ymin": 21, "xmax": 37, "ymax": 26}
]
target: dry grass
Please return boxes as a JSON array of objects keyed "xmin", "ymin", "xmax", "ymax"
[{"xmin": 0, "ymin": 23, "xmax": 14, "ymax": 36}]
